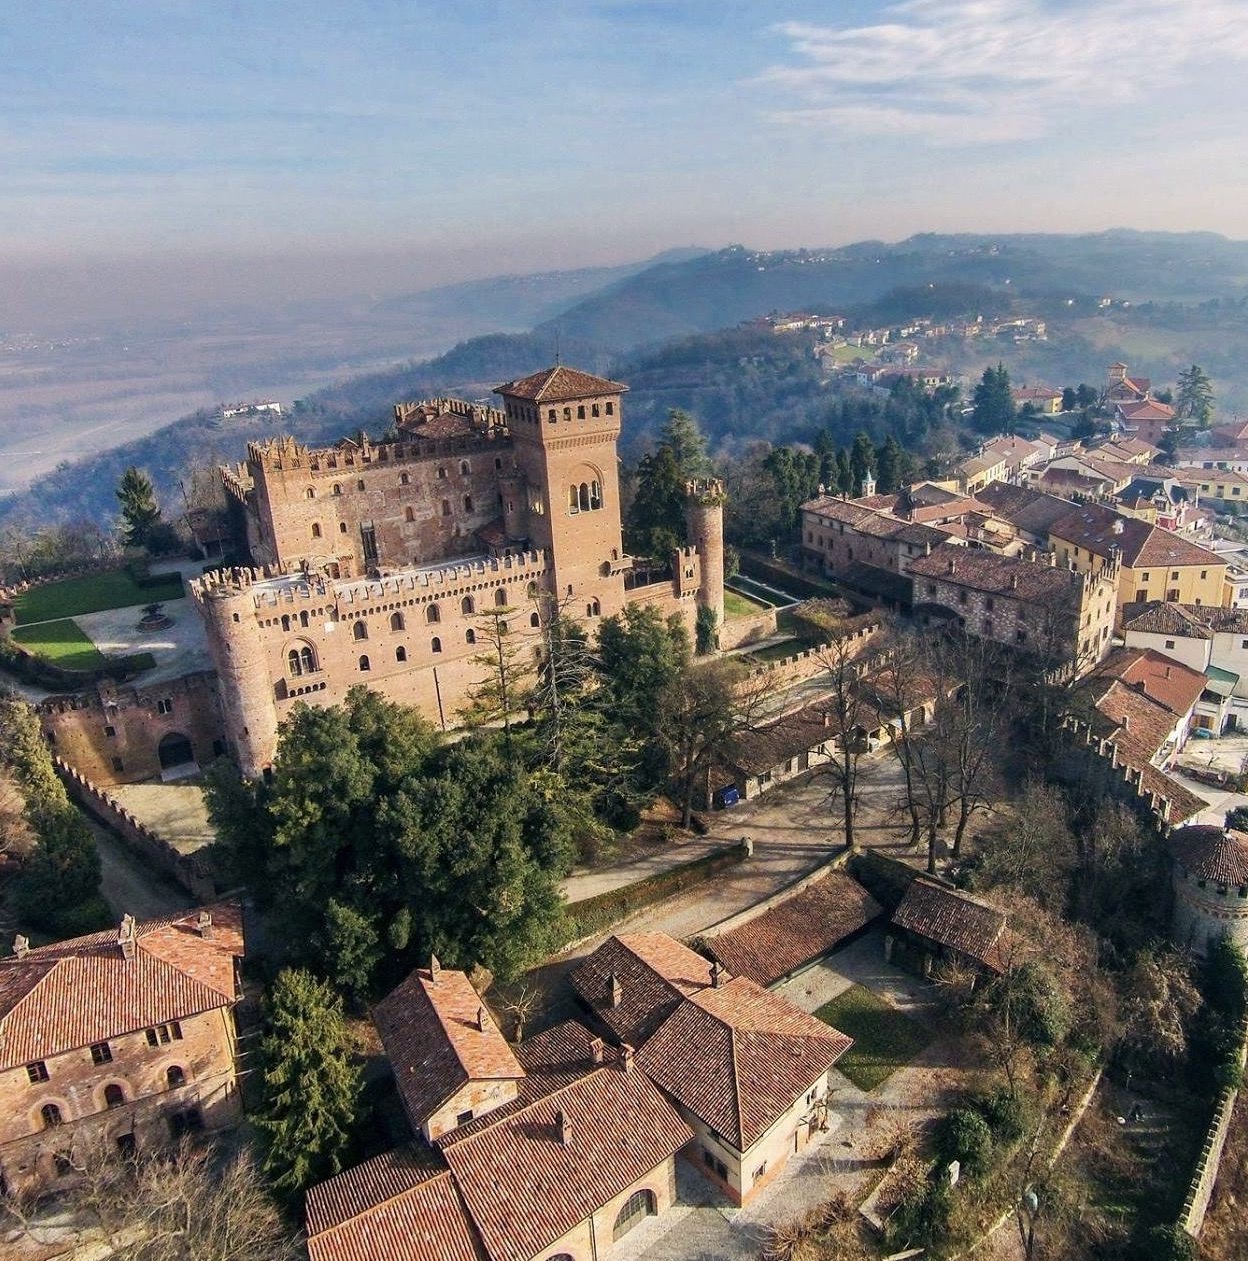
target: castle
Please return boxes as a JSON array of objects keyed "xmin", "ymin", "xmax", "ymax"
[{"xmin": 186, "ymin": 366, "xmax": 725, "ymax": 776}]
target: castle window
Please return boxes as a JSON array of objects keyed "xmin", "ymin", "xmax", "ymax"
[
  {"xmin": 606, "ymin": 401, "xmax": 614, "ymax": 415},
  {"xmin": 431, "ymin": 637, "xmax": 442, "ymax": 653},
  {"xmin": 426, "ymin": 604, "xmax": 441, "ymax": 624},
  {"xmin": 461, "ymin": 596, "xmax": 475, "ymax": 616},
  {"xmin": 463, "ymin": 494, "xmax": 474, "ymax": 512},
  {"xmin": 281, "ymin": 615, "xmax": 291, "ymax": 632},
  {"xmin": 442, "ymin": 499, "xmax": 451, "ymax": 516},
  {"xmin": 592, "ymin": 598, "xmax": 601, "ymax": 616},
  {"xmin": 465, "ymin": 628, "xmax": 476, "ymax": 645},
  {"xmin": 332, "ymin": 483, "xmax": 342, "ymax": 495},
  {"xmin": 353, "ymin": 621, "xmax": 369, "ymax": 641},
  {"xmin": 530, "ymin": 612, "xmax": 540, "ymax": 628},
  {"xmin": 527, "ymin": 582, "xmax": 539, "ymax": 598},
  {"xmin": 495, "ymin": 458, "xmax": 503, "ymax": 469},
  {"xmin": 395, "ymin": 646, "xmax": 407, "ymax": 662},
  {"xmin": 305, "ymin": 488, "xmax": 315, "ymax": 499},
  {"xmin": 437, "ymin": 466, "xmax": 447, "ymax": 480},
  {"xmin": 27, "ymin": 1061, "xmax": 49, "ymax": 1084},
  {"xmin": 548, "ymin": 409, "xmax": 557, "ymax": 422},
  {"xmin": 569, "ymin": 485, "xmax": 579, "ymax": 514},
  {"xmin": 587, "ymin": 602, "xmax": 594, "ymax": 618},
  {"xmin": 460, "ymin": 460, "xmax": 471, "ymax": 474},
  {"xmin": 41, "ymin": 1103, "xmax": 62, "ymax": 1129},
  {"xmin": 300, "ymin": 611, "xmax": 309, "ymax": 627},
  {"xmin": 156, "ymin": 698, "xmax": 172, "ymax": 715},
  {"xmin": 563, "ymin": 407, "xmax": 571, "ymax": 421},
  {"xmin": 592, "ymin": 403, "xmax": 600, "ymax": 417},
  {"xmin": 112, "ymin": 757, "xmax": 124, "ymax": 773},
  {"xmin": 166, "ymin": 1066, "xmax": 186, "ymax": 1089},
  {"xmin": 90, "ymin": 1042, "xmax": 112, "ymax": 1066},
  {"xmin": 311, "ymin": 523, "xmax": 322, "ymax": 539},
  {"xmin": 340, "ymin": 522, "xmax": 348, "ymax": 533},
  {"xmin": 577, "ymin": 405, "xmax": 586, "ymax": 419},
  {"xmin": 400, "ymin": 472, "xmax": 410, "ymax": 486},
  {"xmin": 590, "ymin": 480, "xmax": 601, "ymax": 510},
  {"xmin": 579, "ymin": 483, "xmax": 590, "ymax": 512},
  {"xmin": 405, "ymin": 506, "xmax": 415, "ymax": 522},
  {"xmin": 358, "ymin": 655, "xmax": 370, "ymax": 671},
  {"xmin": 146, "ymin": 1023, "xmax": 183, "ymax": 1046},
  {"xmin": 357, "ymin": 479, "xmax": 365, "ymax": 491},
  {"xmin": 390, "ymin": 611, "xmax": 405, "ymax": 631},
  {"xmin": 495, "ymin": 588, "xmax": 508, "ymax": 607},
  {"xmin": 104, "ymin": 1084, "xmax": 125, "ymax": 1110}
]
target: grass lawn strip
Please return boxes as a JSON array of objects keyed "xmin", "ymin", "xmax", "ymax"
[
  {"xmin": 815, "ymin": 983, "xmax": 929, "ymax": 1092},
  {"xmin": 724, "ymin": 588, "xmax": 768, "ymax": 619},
  {"xmin": 11, "ymin": 618, "xmax": 107, "ymax": 671},
  {"xmin": 13, "ymin": 570, "xmax": 185, "ymax": 624}
]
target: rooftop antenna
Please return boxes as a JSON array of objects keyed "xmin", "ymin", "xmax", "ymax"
[{"xmin": 554, "ymin": 330, "xmax": 561, "ymax": 366}]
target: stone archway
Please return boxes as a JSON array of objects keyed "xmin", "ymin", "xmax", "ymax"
[{"xmin": 157, "ymin": 732, "xmax": 195, "ymax": 775}]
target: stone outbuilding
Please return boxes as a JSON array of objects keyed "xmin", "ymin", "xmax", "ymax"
[{"xmin": 1169, "ymin": 825, "xmax": 1248, "ymax": 957}]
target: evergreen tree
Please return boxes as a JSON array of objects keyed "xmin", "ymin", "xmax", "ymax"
[
  {"xmin": 115, "ymin": 466, "xmax": 162, "ymax": 548},
  {"xmin": 849, "ymin": 431, "xmax": 877, "ymax": 495},
  {"xmin": 1176, "ymin": 364, "xmax": 1215, "ymax": 427},
  {"xmin": 762, "ymin": 447, "xmax": 820, "ymax": 532},
  {"xmin": 875, "ymin": 435, "xmax": 907, "ymax": 494},
  {"xmin": 254, "ymin": 969, "xmax": 360, "ymax": 1198},
  {"xmin": 626, "ymin": 446, "xmax": 686, "ymax": 559},
  {"xmin": 461, "ymin": 605, "xmax": 534, "ymax": 753},
  {"xmin": 658, "ymin": 408, "xmax": 711, "ymax": 478},
  {"xmin": 835, "ymin": 449, "xmax": 854, "ymax": 495},
  {"xmin": 972, "ymin": 363, "xmax": 1016, "ymax": 435},
  {"xmin": 12, "ymin": 805, "xmax": 109, "ymax": 936},
  {"xmin": 1061, "ymin": 386, "xmax": 1078, "ymax": 413}
]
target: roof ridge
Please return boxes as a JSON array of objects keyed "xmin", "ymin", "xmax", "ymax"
[{"xmin": 728, "ymin": 1024, "xmax": 745, "ymax": 1149}]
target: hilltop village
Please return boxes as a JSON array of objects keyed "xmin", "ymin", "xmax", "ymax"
[{"xmin": 3, "ymin": 358, "xmax": 1248, "ymax": 1261}]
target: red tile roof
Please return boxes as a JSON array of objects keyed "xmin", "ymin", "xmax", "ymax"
[
  {"xmin": 439, "ymin": 1063, "xmax": 691, "ymax": 1261},
  {"xmin": 1087, "ymin": 647, "xmax": 1206, "ymax": 718},
  {"xmin": 569, "ymin": 932, "xmax": 713, "ymax": 1047},
  {"xmin": 636, "ymin": 975, "xmax": 851, "ymax": 1151},
  {"xmin": 707, "ymin": 873, "xmax": 882, "ymax": 987},
  {"xmin": 1050, "ymin": 502, "xmax": 1221, "ymax": 570},
  {"xmin": 908, "ymin": 543, "xmax": 1084, "ymax": 604},
  {"xmin": 306, "ymin": 1151, "xmax": 483, "ymax": 1261},
  {"xmin": 494, "ymin": 366, "xmax": 627, "ymax": 404},
  {"xmin": 1116, "ymin": 399, "xmax": 1175, "ymax": 422},
  {"xmin": 0, "ymin": 905, "xmax": 243, "ymax": 1069},
  {"xmin": 890, "ymin": 878, "xmax": 1008, "ymax": 973},
  {"xmin": 1170, "ymin": 826, "xmax": 1248, "ymax": 886},
  {"xmin": 373, "ymin": 967, "xmax": 524, "ymax": 1133}
]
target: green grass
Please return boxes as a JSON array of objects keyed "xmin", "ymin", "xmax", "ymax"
[
  {"xmin": 12, "ymin": 570, "xmax": 185, "ymax": 624},
  {"xmin": 739, "ymin": 638, "xmax": 802, "ymax": 665},
  {"xmin": 724, "ymin": 588, "xmax": 768, "ymax": 619},
  {"xmin": 815, "ymin": 984, "xmax": 930, "ymax": 1092},
  {"xmin": 828, "ymin": 342, "xmax": 874, "ymax": 364},
  {"xmin": 10, "ymin": 618, "xmax": 108, "ymax": 671}
]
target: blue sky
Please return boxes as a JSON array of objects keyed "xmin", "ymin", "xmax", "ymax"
[{"xmin": 4, "ymin": 0, "xmax": 1248, "ymax": 304}]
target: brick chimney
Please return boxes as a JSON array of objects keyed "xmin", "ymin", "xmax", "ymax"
[
  {"xmin": 620, "ymin": 1043, "xmax": 634, "ymax": 1074},
  {"xmin": 429, "ymin": 953, "xmax": 441, "ymax": 983},
  {"xmin": 609, "ymin": 971, "xmax": 622, "ymax": 1008},
  {"xmin": 555, "ymin": 1108, "xmax": 572, "ymax": 1147},
  {"xmin": 1010, "ymin": 573, "xmax": 1019, "ymax": 591},
  {"xmin": 1121, "ymin": 715, "xmax": 1131, "ymax": 732},
  {"xmin": 947, "ymin": 558, "xmax": 956, "ymax": 575},
  {"xmin": 711, "ymin": 961, "xmax": 725, "ymax": 989},
  {"xmin": 13, "ymin": 934, "xmax": 29, "ymax": 959},
  {"xmin": 589, "ymin": 1036, "xmax": 604, "ymax": 1065},
  {"xmin": 118, "ymin": 914, "xmax": 137, "ymax": 961},
  {"xmin": 195, "ymin": 909, "xmax": 213, "ymax": 939},
  {"xmin": 477, "ymin": 1005, "xmax": 488, "ymax": 1033}
]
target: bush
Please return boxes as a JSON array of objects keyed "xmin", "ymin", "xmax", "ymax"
[
  {"xmin": 886, "ymin": 1174, "xmax": 953, "ymax": 1250},
  {"xmin": 973, "ymin": 1087, "xmax": 1026, "ymax": 1144},
  {"xmin": 1137, "ymin": 1223, "xmax": 1197, "ymax": 1261},
  {"xmin": 933, "ymin": 1107, "xmax": 994, "ymax": 1179}
]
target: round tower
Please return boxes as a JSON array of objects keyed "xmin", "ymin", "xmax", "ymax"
[
  {"xmin": 196, "ymin": 576, "xmax": 279, "ymax": 779},
  {"xmin": 1169, "ymin": 824, "xmax": 1248, "ymax": 956},
  {"xmin": 685, "ymin": 479, "xmax": 726, "ymax": 630}
]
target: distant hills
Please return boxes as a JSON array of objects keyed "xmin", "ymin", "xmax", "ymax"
[{"xmin": 5, "ymin": 229, "xmax": 1248, "ymax": 530}]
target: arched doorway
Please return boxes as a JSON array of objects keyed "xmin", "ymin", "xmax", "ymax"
[
  {"xmin": 612, "ymin": 1188, "xmax": 656, "ymax": 1242},
  {"xmin": 157, "ymin": 732, "xmax": 195, "ymax": 775}
]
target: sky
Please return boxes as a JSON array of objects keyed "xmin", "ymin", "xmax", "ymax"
[{"xmin": 4, "ymin": 0, "xmax": 1248, "ymax": 321}]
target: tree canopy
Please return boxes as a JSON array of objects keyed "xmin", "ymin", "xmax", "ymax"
[
  {"xmin": 971, "ymin": 363, "xmax": 1016, "ymax": 435},
  {"xmin": 116, "ymin": 466, "xmax": 163, "ymax": 548}
]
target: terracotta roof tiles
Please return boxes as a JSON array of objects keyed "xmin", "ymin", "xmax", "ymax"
[
  {"xmin": 494, "ymin": 366, "xmax": 627, "ymax": 404},
  {"xmin": 891, "ymin": 879, "xmax": 1008, "ymax": 973},
  {"xmin": 1170, "ymin": 827, "xmax": 1248, "ymax": 887}
]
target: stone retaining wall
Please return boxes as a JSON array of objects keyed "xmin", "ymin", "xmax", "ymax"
[{"xmin": 720, "ymin": 607, "xmax": 778, "ymax": 650}]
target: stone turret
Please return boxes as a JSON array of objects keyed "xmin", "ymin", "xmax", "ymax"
[
  {"xmin": 685, "ymin": 479, "xmax": 726, "ymax": 629},
  {"xmin": 1170, "ymin": 824, "xmax": 1248, "ymax": 957}
]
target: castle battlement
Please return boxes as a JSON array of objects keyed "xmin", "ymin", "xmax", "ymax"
[
  {"xmin": 393, "ymin": 397, "xmax": 507, "ymax": 429},
  {"xmin": 686, "ymin": 477, "xmax": 727, "ymax": 504},
  {"xmin": 244, "ymin": 425, "xmax": 512, "ymax": 477}
]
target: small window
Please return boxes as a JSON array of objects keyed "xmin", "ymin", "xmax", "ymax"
[
  {"xmin": 405, "ymin": 506, "xmax": 415, "ymax": 522},
  {"xmin": 358, "ymin": 655, "xmax": 371, "ymax": 671},
  {"xmin": 399, "ymin": 472, "xmax": 410, "ymax": 486},
  {"xmin": 606, "ymin": 401, "xmax": 614, "ymax": 415},
  {"xmin": 530, "ymin": 611, "xmax": 540, "ymax": 627},
  {"xmin": 591, "ymin": 403, "xmax": 600, "ymax": 417},
  {"xmin": 90, "ymin": 1042, "xmax": 112, "ymax": 1066},
  {"xmin": 111, "ymin": 756, "xmax": 124, "ymax": 773},
  {"xmin": 353, "ymin": 621, "xmax": 369, "ymax": 641},
  {"xmin": 357, "ymin": 479, "xmax": 365, "ymax": 491},
  {"xmin": 104, "ymin": 724, "xmax": 116, "ymax": 738},
  {"xmin": 166, "ymin": 1065, "xmax": 186, "ymax": 1088},
  {"xmin": 395, "ymin": 646, "xmax": 407, "ymax": 662},
  {"xmin": 441, "ymin": 499, "xmax": 451, "ymax": 516},
  {"xmin": 495, "ymin": 588, "xmax": 508, "ymax": 607},
  {"xmin": 461, "ymin": 596, "xmax": 475, "ymax": 616},
  {"xmin": 548, "ymin": 409, "xmax": 557, "ymax": 422},
  {"xmin": 437, "ymin": 466, "xmax": 447, "ymax": 480},
  {"xmin": 457, "ymin": 1109, "xmax": 474, "ymax": 1125},
  {"xmin": 465, "ymin": 628, "xmax": 476, "ymax": 645},
  {"xmin": 116, "ymin": 1133, "xmax": 136, "ymax": 1159},
  {"xmin": 426, "ymin": 604, "xmax": 441, "ymax": 624},
  {"xmin": 332, "ymin": 483, "xmax": 342, "ymax": 495},
  {"xmin": 563, "ymin": 407, "xmax": 572, "ymax": 421},
  {"xmin": 577, "ymin": 405, "xmax": 586, "ymax": 419},
  {"xmin": 156, "ymin": 698, "xmax": 173, "ymax": 715},
  {"xmin": 26, "ymin": 1061, "xmax": 49, "ymax": 1084},
  {"xmin": 431, "ymin": 637, "xmax": 442, "ymax": 653},
  {"xmin": 1166, "ymin": 639, "xmax": 1176, "ymax": 649},
  {"xmin": 305, "ymin": 487, "xmax": 315, "ymax": 499},
  {"xmin": 463, "ymin": 494, "xmax": 473, "ymax": 512},
  {"xmin": 460, "ymin": 460, "xmax": 470, "ymax": 474},
  {"xmin": 339, "ymin": 521, "xmax": 348, "ymax": 533},
  {"xmin": 53, "ymin": 1152, "xmax": 72, "ymax": 1176},
  {"xmin": 104, "ymin": 1084, "xmax": 125, "ymax": 1110},
  {"xmin": 41, "ymin": 1103, "xmax": 62, "ymax": 1129},
  {"xmin": 311, "ymin": 522, "xmax": 322, "ymax": 539}
]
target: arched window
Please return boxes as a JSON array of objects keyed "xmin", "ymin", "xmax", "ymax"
[
  {"xmin": 332, "ymin": 483, "xmax": 342, "ymax": 495},
  {"xmin": 527, "ymin": 581, "xmax": 539, "ymax": 598},
  {"xmin": 305, "ymin": 487, "xmax": 316, "ymax": 499},
  {"xmin": 579, "ymin": 483, "xmax": 591, "ymax": 512},
  {"xmin": 405, "ymin": 506, "xmax": 415, "ymax": 522},
  {"xmin": 569, "ymin": 484, "xmax": 579, "ymax": 513},
  {"xmin": 396, "ymin": 646, "xmax": 407, "ymax": 662},
  {"xmin": 400, "ymin": 472, "xmax": 410, "ymax": 486},
  {"xmin": 358, "ymin": 655, "xmax": 370, "ymax": 671},
  {"xmin": 431, "ymin": 637, "xmax": 442, "ymax": 654},
  {"xmin": 311, "ymin": 523, "xmax": 322, "ymax": 539},
  {"xmin": 287, "ymin": 649, "xmax": 303, "ymax": 677},
  {"xmin": 495, "ymin": 588, "xmax": 508, "ymax": 607},
  {"xmin": 41, "ymin": 1103, "xmax": 62, "ymax": 1129},
  {"xmin": 613, "ymin": 1189, "xmax": 656, "ymax": 1242},
  {"xmin": 353, "ymin": 621, "xmax": 368, "ymax": 641},
  {"xmin": 465, "ymin": 628, "xmax": 476, "ymax": 645},
  {"xmin": 460, "ymin": 460, "xmax": 470, "ymax": 475},
  {"xmin": 281, "ymin": 614, "xmax": 291, "ymax": 632},
  {"xmin": 590, "ymin": 480, "xmax": 602, "ymax": 510},
  {"xmin": 587, "ymin": 603, "xmax": 594, "ymax": 618},
  {"xmin": 357, "ymin": 479, "xmax": 365, "ymax": 491},
  {"xmin": 441, "ymin": 499, "xmax": 451, "ymax": 516},
  {"xmin": 300, "ymin": 645, "xmax": 316, "ymax": 674},
  {"xmin": 437, "ymin": 466, "xmax": 447, "ymax": 480},
  {"xmin": 463, "ymin": 494, "xmax": 474, "ymax": 512},
  {"xmin": 300, "ymin": 611, "xmax": 309, "ymax": 627},
  {"xmin": 104, "ymin": 1084, "xmax": 125, "ymax": 1110},
  {"xmin": 166, "ymin": 1066, "xmax": 186, "ymax": 1089},
  {"xmin": 461, "ymin": 596, "xmax": 475, "ymax": 616},
  {"xmin": 390, "ymin": 611, "xmax": 405, "ymax": 631},
  {"xmin": 426, "ymin": 604, "xmax": 441, "ymax": 624},
  {"xmin": 530, "ymin": 612, "xmax": 540, "ymax": 628},
  {"xmin": 339, "ymin": 521, "xmax": 348, "ymax": 533},
  {"xmin": 591, "ymin": 598, "xmax": 601, "ymax": 616}
]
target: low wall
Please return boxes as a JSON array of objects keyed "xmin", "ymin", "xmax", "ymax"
[
  {"xmin": 740, "ymin": 620, "xmax": 882, "ymax": 690},
  {"xmin": 720, "ymin": 608, "xmax": 778, "ymax": 651},
  {"xmin": 54, "ymin": 758, "xmax": 218, "ymax": 901},
  {"xmin": 1179, "ymin": 1021, "xmax": 1248, "ymax": 1237}
]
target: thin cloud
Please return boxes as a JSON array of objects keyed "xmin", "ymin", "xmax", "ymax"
[{"xmin": 760, "ymin": 0, "xmax": 1248, "ymax": 144}]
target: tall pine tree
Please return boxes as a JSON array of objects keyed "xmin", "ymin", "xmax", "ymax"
[{"xmin": 116, "ymin": 466, "xmax": 162, "ymax": 548}]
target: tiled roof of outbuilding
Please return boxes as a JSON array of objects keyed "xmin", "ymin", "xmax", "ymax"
[
  {"xmin": 890, "ymin": 878, "xmax": 1008, "ymax": 973},
  {"xmin": 1170, "ymin": 826, "xmax": 1248, "ymax": 886}
]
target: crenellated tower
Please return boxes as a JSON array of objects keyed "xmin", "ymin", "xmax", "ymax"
[{"xmin": 685, "ymin": 478, "xmax": 726, "ymax": 628}]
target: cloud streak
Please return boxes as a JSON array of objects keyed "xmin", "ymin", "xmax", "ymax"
[{"xmin": 760, "ymin": 0, "xmax": 1248, "ymax": 143}]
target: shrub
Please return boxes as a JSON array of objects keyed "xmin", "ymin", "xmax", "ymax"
[
  {"xmin": 973, "ymin": 1087, "xmax": 1026, "ymax": 1144},
  {"xmin": 933, "ymin": 1107, "xmax": 994, "ymax": 1179},
  {"xmin": 886, "ymin": 1174, "xmax": 953, "ymax": 1250},
  {"xmin": 1137, "ymin": 1222, "xmax": 1197, "ymax": 1261}
]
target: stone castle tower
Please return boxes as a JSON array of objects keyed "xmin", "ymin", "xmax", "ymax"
[{"xmin": 685, "ymin": 479, "xmax": 725, "ymax": 629}]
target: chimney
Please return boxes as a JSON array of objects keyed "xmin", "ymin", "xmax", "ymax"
[
  {"xmin": 589, "ymin": 1036, "xmax": 604, "ymax": 1065},
  {"xmin": 13, "ymin": 934, "xmax": 29, "ymax": 959},
  {"xmin": 1164, "ymin": 665, "xmax": 1172, "ymax": 679},
  {"xmin": 477, "ymin": 1005, "xmax": 488, "ymax": 1033},
  {"xmin": 1112, "ymin": 518, "xmax": 1125, "ymax": 535},
  {"xmin": 555, "ymin": 1108, "xmax": 572, "ymax": 1147},
  {"xmin": 609, "ymin": 971, "xmax": 622, "ymax": 1008},
  {"xmin": 195, "ymin": 909, "xmax": 213, "ymax": 939},
  {"xmin": 947, "ymin": 558, "xmax": 956, "ymax": 575},
  {"xmin": 429, "ymin": 953, "xmax": 441, "ymax": 983},
  {"xmin": 118, "ymin": 914, "xmax": 136, "ymax": 961},
  {"xmin": 711, "ymin": 961, "xmax": 725, "ymax": 989},
  {"xmin": 1009, "ymin": 573, "xmax": 1019, "ymax": 591},
  {"xmin": 620, "ymin": 1043, "xmax": 634, "ymax": 1074},
  {"xmin": 1121, "ymin": 715, "xmax": 1131, "ymax": 732}
]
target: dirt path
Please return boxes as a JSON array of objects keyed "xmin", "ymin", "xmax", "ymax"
[{"xmin": 91, "ymin": 818, "xmax": 194, "ymax": 920}]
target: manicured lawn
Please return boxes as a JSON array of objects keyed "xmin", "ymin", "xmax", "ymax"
[
  {"xmin": 10, "ymin": 618, "xmax": 107, "ymax": 670},
  {"xmin": 739, "ymin": 638, "xmax": 802, "ymax": 665},
  {"xmin": 724, "ymin": 588, "xmax": 767, "ymax": 619},
  {"xmin": 12, "ymin": 570, "xmax": 185, "ymax": 624},
  {"xmin": 815, "ymin": 984, "xmax": 929, "ymax": 1092}
]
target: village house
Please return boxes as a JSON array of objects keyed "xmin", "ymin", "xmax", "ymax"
[
  {"xmin": 907, "ymin": 544, "xmax": 1117, "ymax": 676},
  {"xmin": 1104, "ymin": 362, "xmax": 1154, "ymax": 407},
  {"xmin": 1047, "ymin": 502, "xmax": 1227, "ymax": 623},
  {"xmin": 1036, "ymin": 452, "xmax": 1138, "ymax": 498},
  {"xmin": 1112, "ymin": 475, "xmax": 1192, "ymax": 531},
  {"xmin": 886, "ymin": 878, "xmax": 1011, "ymax": 981},
  {"xmin": 979, "ymin": 434, "xmax": 1048, "ymax": 482},
  {"xmin": 572, "ymin": 932, "xmax": 853, "ymax": 1206},
  {"xmin": 0, "ymin": 905, "xmax": 244, "ymax": 1195},
  {"xmin": 973, "ymin": 481, "xmax": 1078, "ymax": 548},
  {"xmin": 1173, "ymin": 466, "xmax": 1248, "ymax": 512},
  {"xmin": 953, "ymin": 450, "xmax": 1009, "ymax": 496},
  {"xmin": 1011, "ymin": 385, "xmax": 1063, "ymax": 415},
  {"xmin": 1113, "ymin": 400, "xmax": 1178, "ymax": 445},
  {"xmin": 1179, "ymin": 449, "xmax": 1248, "ymax": 475},
  {"xmin": 1122, "ymin": 602, "xmax": 1248, "ymax": 707}
]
